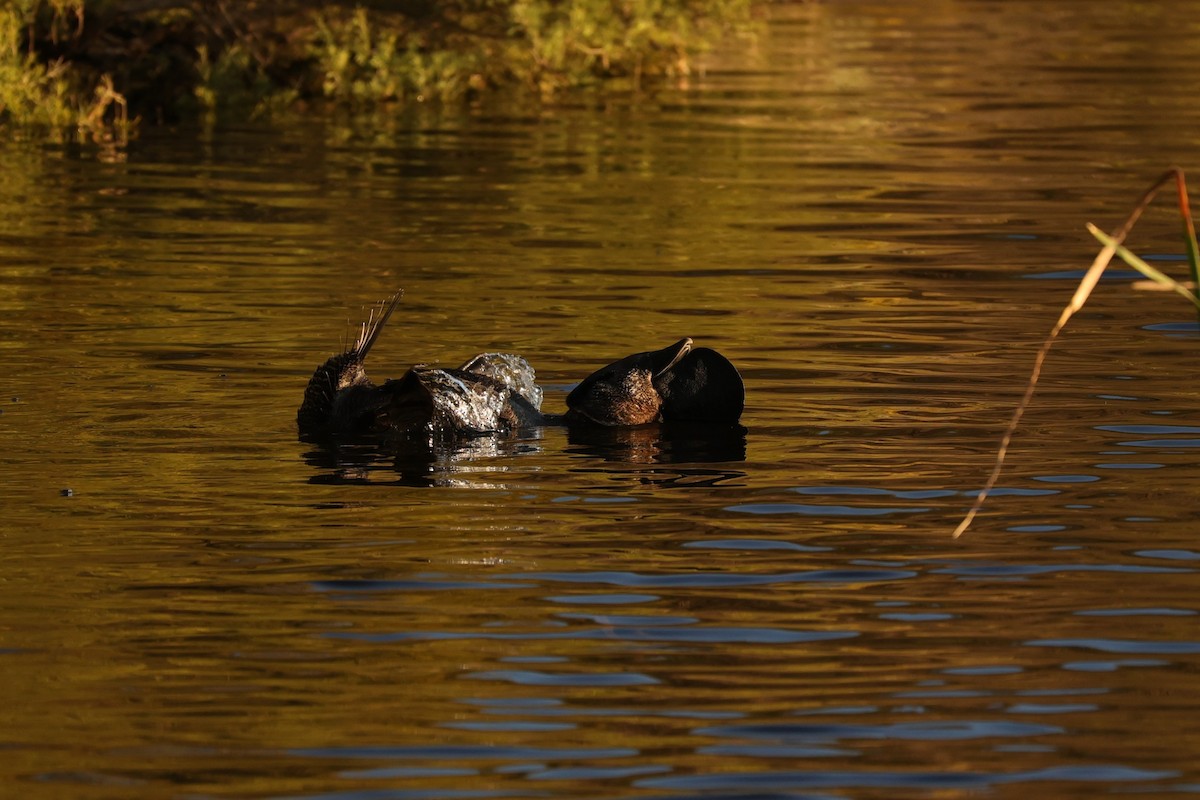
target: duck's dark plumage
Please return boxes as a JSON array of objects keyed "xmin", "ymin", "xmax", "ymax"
[
  {"xmin": 298, "ymin": 293, "xmax": 744, "ymax": 444},
  {"xmin": 297, "ymin": 292, "xmax": 403, "ymax": 435},
  {"xmin": 297, "ymin": 292, "xmax": 544, "ymax": 440},
  {"xmin": 566, "ymin": 337, "xmax": 744, "ymax": 426}
]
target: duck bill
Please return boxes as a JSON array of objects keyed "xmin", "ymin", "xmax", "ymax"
[{"xmin": 650, "ymin": 338, "xmax": 693, "ymax": 377}]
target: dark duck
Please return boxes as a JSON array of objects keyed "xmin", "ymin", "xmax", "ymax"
[
  {"xmin": 297, "ymin": 292, "xmax": 543, "ymax": 441},
  {"xmin": 297, "ymin": 293, "xmax": 744, "ymax": 440},
  {"xmin": 565, "ymin": 338, "xmax": 744, "ymax": 426}
]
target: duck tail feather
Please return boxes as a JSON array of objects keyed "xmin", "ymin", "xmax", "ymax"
[{"xmin": 354, "ymin": 290, "xmax": 403, "ymax": 360}]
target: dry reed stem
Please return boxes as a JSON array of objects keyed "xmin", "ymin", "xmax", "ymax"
[{"xmin": 953, "ymin": 168, "xmax": 1191, "ymax": 538}]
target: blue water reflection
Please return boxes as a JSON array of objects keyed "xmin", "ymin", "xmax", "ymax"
[
  {"xmin": 638, "ymin": 765, "xmax": 1174, "ymax": 793},
  {"xmin": 694, "ymin": 719, "xmax": 1063, "ymax": 742}
]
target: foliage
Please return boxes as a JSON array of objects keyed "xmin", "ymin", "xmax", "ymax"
[
  {"xmin": 0, "ymin": 0, "xmax": 754, "ymax": 138},
  {"xmin": 506, "ymin": 0, "xmax": 750, "ymax": 93},
  {"xmin": 310, "ymin": 8, "xmax": 487, "ymax": 105},
  {"xmin": 0, "ymin": 0, "xmax": 130, "ymax": 141},
  {"xmin": 194, "ymin": 42, "xmax": 297, "ymax": 120}
]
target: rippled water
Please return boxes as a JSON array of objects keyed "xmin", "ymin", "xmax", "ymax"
[{"xmin": 5, "ymin": 2, "xmax": 1200, "ymax": 798}]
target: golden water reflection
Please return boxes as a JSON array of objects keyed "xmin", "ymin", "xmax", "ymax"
[{"xmin": 4, "ymin": 2, "xmax": 1200, "ymax": 798}]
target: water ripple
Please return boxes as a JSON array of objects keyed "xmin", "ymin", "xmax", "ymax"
[
  {"xmin": 1096, "ymin": 424, "xmax": 1200, "ymax": 435},
  {"xmin": 695, "ymin": 719, "xmax": 1059, "ymax": 743},
  {"xmin": 1063, "ymin": 660, "xmax": 1168, "ymax": 672},
  {"xmin": 328, "ymin": 627, "xmax": 856, "ymax": 645},
  {"xmin": 683, "ymin": 539, "xmax": 833, "ymax": 552},
  {"xmin": 313, "ymin": 579, "xmax": 532, "ymax": 593},
  {"xmin": 509, "ymin": 569, "xmax": 917, "ymax": 587},
  {"xmin": 935, "ymin": 563, "xmax": 1191, "ymax": 577},
  {"xmin": 638, "ymin": 765, "xmax": 1173, "ymax": 792},
  {"xmin": 1029, "ymin": 639, "xmax": 1200, "ymax": 655},
  {"xmin": 467, "ymin": 670, "xmax": 658, "ymax": 687},
  {"xmin": 726, "ymin": 503, "xmax": 928, "ymax": 516},
  {"xmin": 1076, "ymin": 608, "xmax": 1196, "ymax": 617},
  {"xmin": 1136, "ymin": 549, "xmax": 1200, "ymax": 561},
  {"xmin": 789, "ymin": 486, "xmax": 956, "ymax": 500},
  {"xmin": 284, "ymin": 789, "xmax": 510, "ymax": 800},
  {"xmin": 1117, "ymin": 438, "xmax": 1200, "ymax": 448},
  {"xmin": 312, "ymin": 568, "xmax": 917, "ymax": 595},
  {"xmin": 291, "ymin": 745, "xmax": 638, "ymax": 760}
]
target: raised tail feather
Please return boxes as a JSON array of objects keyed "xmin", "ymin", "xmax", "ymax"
[
  {"xmin": 354, "ymin": 291, "xmax": 403, "ymax": 361},
  {"xmin": 297, "ymin": 291, "xmax": 403, "ymax": 434}
]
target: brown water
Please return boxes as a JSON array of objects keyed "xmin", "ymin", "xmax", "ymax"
[{"xmin": 5, "ymin": 2, "xmax": 1200, "ymax": 798}]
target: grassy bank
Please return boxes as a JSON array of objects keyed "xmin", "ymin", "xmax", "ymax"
[{"xmin": 1, "ymin": 0, "xmax": 753, "ymax": 141}]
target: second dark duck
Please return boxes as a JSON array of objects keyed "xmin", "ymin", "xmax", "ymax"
[{"xmin": 296, "ymin": 291, "xmax": 744, "ymax": 440}]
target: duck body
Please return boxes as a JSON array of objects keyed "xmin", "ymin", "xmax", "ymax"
[
  {"xmin": 565, "ymin": 337, "xmax": 744, "ymax": 426},
  {"xmin": 297, "ymin": 292, "xmax": 744, "ymax": 445},
  {"xmin": 297, "ymin": 293, "xmax": 545, "ymax": 441}
]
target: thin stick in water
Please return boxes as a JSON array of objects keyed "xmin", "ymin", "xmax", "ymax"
[{"xmin": 953, "ymin": 169, "xmax": 1187, "ymax": 538}]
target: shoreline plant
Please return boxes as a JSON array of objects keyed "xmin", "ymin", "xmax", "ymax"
[
  {"xmin": 0, "ymin": 0, "xmax": 129, "ymax": 141},
  {"xmin": 0, "ymin": 0, "xmax": 753, "ymax": 141}
]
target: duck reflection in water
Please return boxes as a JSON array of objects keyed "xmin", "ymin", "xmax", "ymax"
[{"xmin": 297, "ymin": 292, "xmax": 746, "ymax": 482}]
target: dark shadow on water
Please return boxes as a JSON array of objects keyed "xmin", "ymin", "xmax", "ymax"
[
  {"xmin": 301, "ymin": 422, "xmax": 747, "ymax": 487},
  {"xmin": 566, "ymin": 421, "xmax": 747, "ymax": 465},
  {"xmin": 303, "ymin": 440, "xmax": 438, "ymax": 487},
  {"xmin": 564, "ymin": 422, "xmax": 749, "ymax": 490},
  {"xmin": 301, "ymin": 430, "xmax": 532, "ymax": 487}
]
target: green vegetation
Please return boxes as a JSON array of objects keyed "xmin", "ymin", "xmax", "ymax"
[
  {"xmin": 0, "ymin": 0, "xmax": 753, "ymax": 139},
  {"xmin": 0, "ymin": 0, "xmax": 128, "ymax": 140}
]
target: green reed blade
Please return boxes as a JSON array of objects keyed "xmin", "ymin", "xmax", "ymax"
[
  {"xmin": 1087, "ymin": 224, "xmax": 1200, "ymax": 310},
  {"xmin": 1184, "ymin": 220, "xmax": 1200, "ymax": 324},
  {"xmin": 1168, "ymin": 168, "xmax": 1200, "ymax": 325}
]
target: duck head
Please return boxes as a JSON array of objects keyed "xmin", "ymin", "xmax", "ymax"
[{"xmin": 566, "ymin": 338, "xmax": 744, "ymax": 426}]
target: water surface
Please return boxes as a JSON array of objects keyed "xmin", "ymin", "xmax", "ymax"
[{"xmin": 4, "ymin": 2, "xmax": 1200, "ymax": 798}]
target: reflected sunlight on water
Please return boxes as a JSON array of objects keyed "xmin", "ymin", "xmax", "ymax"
[{"xmin": 5, "ymin": 2, "xmax": 1200, "ymax": 798}]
